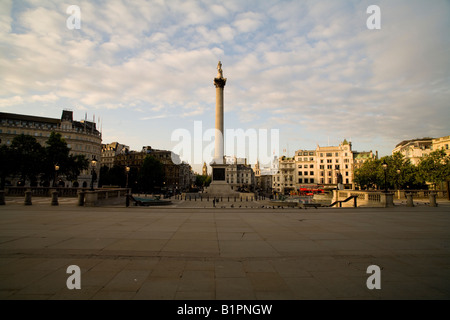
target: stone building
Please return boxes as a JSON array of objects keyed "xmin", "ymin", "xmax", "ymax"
[
  {"xmin": 101, "ymin": 142, "xmax": 129, "ymax": 169},
  {"xmin": 0, "ymin": 110, "xmax": 101, "ymax": 187},
  {"xmin": 392, "ymin": 138, "xmax": 433, "ymax": 165},
  {"xmin": 431, "ymin": 135, "xmax": 450, "ymax": 156},
  {"xmin": 114, "ymin": 146, "xmax": 192, "ymax": 191},
  {"xmin": 272, "ymin": 140, "xmax": 360, "ymax": 194},
  {"xmin": 224, "ymin": 157, "xmax": 255, "ymax": 191}
]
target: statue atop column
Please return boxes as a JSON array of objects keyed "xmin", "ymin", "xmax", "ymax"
[{"xmin": 217, "ymin": 61, "xmax": 223, "ymax": 78}]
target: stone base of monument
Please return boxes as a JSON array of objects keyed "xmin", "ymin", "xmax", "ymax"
[{"xmin": 204, "ymin": 181, "xmax": 239, "ymax": 197}]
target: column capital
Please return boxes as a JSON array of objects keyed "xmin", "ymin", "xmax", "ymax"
[{"xmin": 214, "ymin": 77, "xmax": 227, "ymax": 88}]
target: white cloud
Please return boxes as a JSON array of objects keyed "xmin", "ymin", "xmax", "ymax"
[{"xmin": 0, "ymin": 0, "xmax": 448, "ymax": 156}]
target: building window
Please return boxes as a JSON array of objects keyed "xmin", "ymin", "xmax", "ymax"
[
  {"xmin": 346, "ymin": 172, "xmax": 349, "ymax": 176},
  {"xmin": 320, "ymin": 153, "xmax": 323, "ymax": 157},
  {"xmin": 310, "ymin": 157, "xmax": 314, "ymax": 161},
  {"xmin": 335, "ymin": 153, "xmax": 338, "ymax": 157},
  {"xmin": 299, "ymin": 179, "xmax": 302, "ymax": 183},
  {"xmin": 304, "ymin": 178, "xmax": 308, "ymax": 183},
  {"xmin": 320, "ymin": 159, "xmax": 324, "ymax": 163},
  {"xmin": 345, "ymin": 164, "xmax": 349, "ymax": 169},
  {"xmin": 310, "ymin": 164, "xmax": 314, "ymax": 168},
  {"xmin": 320, "ymin": 165, "xmax": 324, "ymax": 169},
  {"xmin": 310, "ymin": 171, "xmax": 314, "ymax": 176},
  {"xmin": 298, "ymin": 165, "xmax": 302, "ymax": 168},
  {"xmin": 298, "ymin": 171, "xmax": 302, "ymax": 176},
  {"xmin": 309, "ymin": 152, "xmax": 314, "ymax": 156},
  {"xmin": 327, "ymin": 165, "xmax": 332, "ymax": 169},
  {"xmin": 335, "ymin": 165, "xmax": 339, "ymax": 170},
  {"xmin": 326, "ymin": 153, "xmax": 332, "ymax": 157},
  {"xmin": 304, "ymin": 171, "xmax": 308, "ymax": 176},
  {"xmin": 320, "ymin": 171, "xmax": 324, "ymax": 176},
  {"xmin": 346, "ymin": 179, "xmax": 349, "ymax": 184}
]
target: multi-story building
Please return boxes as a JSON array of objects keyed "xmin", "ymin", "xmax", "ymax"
[
  {"xmin": 254, "ymin": 160, "xmax": 273, "ymax": 194},
  {"xmin": 432, "ymin": 135, "xmax": 450, "ymax": 156},
  {"xmin": 392, "ymin": 138, "xmax": 433, "ymax": 165},
  {"xmin": 294, "ymin": 149, "xmax": 317, "ymax": 186},
  {"xmin": 272, "ymin": 156, "xmax": 296, "ymax": 194},
  {"xmin": 114, "ymin": 146, "xmax": 192, "ymax": 191},
  {"xmin": 225, "ymin": 157, "xmax": 255, "ymax": 191},
  {"xmin": 315, "ymin": 140, "xmax": 354, "ymax": 187},
  {"xmin": 272, "ymin": 140, "xmax": 357, "ymax": 194},
  {"xmin": 101, "ymin": 142, "xmax": 129, "ymax": 169},
  {"xmin": 0, "ymin": 110, "xmax": 101, "ymax": 187}
]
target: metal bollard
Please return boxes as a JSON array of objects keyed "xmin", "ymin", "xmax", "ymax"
[{"xmin": 51, "ymin": 191, "xmax": 59, "ymax": 206}]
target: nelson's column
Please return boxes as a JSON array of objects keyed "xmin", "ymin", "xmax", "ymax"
[{"xmin": 206, "ymin": 61, "xmax": 237, "ymax": 196}]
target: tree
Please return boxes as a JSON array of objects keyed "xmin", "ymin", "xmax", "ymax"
[
  {"xmin": 354, "ymin": 159, "xmax": 382, "ymax": 190},
  {"xmin": 66, "ymin": 154, "xmax": 89, "ymax": 183},
  {"xmin": 10, "ymin": 134, "xmax": 45, "ymax": 186},
  {"xmin": 99, "ymin": 165, "xmax": 127, "ymax": 187},
  {"xmin": 418, "ymin": 149, "xmax": 450, "ymax": 189},
  {"xmin": 354, "ymin": 153, "xmax": 427, "ymax": 191},
  {"xmin": 137, "ymin": 156, "xmax": 164, "ymax": 193},
  {"xmin": 42, "ymin": 132, "xmax": 71, "ymax": 185},
  {"xmin": 0, "ymin": 145, "xmax": 14, "ymax": 189},
  {"xmin": 195, "ymin": 175, "xmax": 211, "ymax": 188}
]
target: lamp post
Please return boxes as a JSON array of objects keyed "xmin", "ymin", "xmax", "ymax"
[
  {"xmin": 125, "ymin": 166, "xmax": 130, "ymax": 188},
  {"xmin": 396, "ymin": 169, "xmax": 401, "ymax": 190},
  {"xmin": 382, "ymin": 160, "xmax": 388, "ymax": 193},
  {"xmin": 53, "ymin": 164, "xmax": 60, "ymax": 187},
  {"xmin": 90, "ymin": 156, "xmax": 97, "ymax": 191}
]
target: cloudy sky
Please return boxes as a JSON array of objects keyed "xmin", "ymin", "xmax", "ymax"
[{"xmin": 1, "ymin": 0, "xmax": 449, "ymax": 171}]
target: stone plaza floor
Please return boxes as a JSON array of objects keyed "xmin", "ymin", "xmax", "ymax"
[{"xmin": 0, "ymin": 198, "xmax": 449, "ymax": 300}]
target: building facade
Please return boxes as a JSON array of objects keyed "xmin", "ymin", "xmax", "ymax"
[
  {"xmin": 272, "ymin": 140, "xmax": 358, "ymax": 194},
  {"xmin": 432, "ymin": 135, "xmax": 450, "ymax": 156},
  {"xmin": 0, "ymin": 110, "xmax": 102, "ymax": 187},
  {"xmin": 392, "ymin": 138, "xmax": 433, "ymax": 165},
  {"xmin": 114, "ymin": 146, "xmax": 193, "ymax": 191},
  {"xmin": 101, "ymin": 142, "xmax": 129, "ymax": 169},
  {"xmin": 224, "ymin": 157, "xmax": 255, "ymax": 191}
]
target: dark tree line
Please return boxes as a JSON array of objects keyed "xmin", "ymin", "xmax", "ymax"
[
  {"xmin": 354, "ymin": 150, "xmax": 450, "ymax": 190},
  {"xmin": 99, "ymin": 155, "xmax": 165, "ymax": 194},
  {"xmin": 0, "ymin": 132, "xmax": 89, "ymax": 189}
]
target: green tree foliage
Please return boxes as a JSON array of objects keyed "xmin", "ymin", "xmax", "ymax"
[
  {"xmin": 354, "ymin": 152, "xmax": 426, "ymax": 190},
  {"xmin": 137, "ymin": 155, "xmax": 164, "ymax": 193},
  {"xmin": 418, "ymin": 149, "xmax": 450, "ymax": 188},
  {"xmin": 99, "ymin": 165, "xmax": 127, "ymax": 187},
  {"xmin": 354, "ymin": 158, "xmax": 382, "ymax": 189},
  {"xmin": 66, "ymin": 154, "xmax": 89, "ymax": 182},
  {"xmin": 10, "ymin": 134, "xmax": 44, "ymax": 185},
  {"xmin": 1, "ymin": 132, "xmax": 90, "ymax": 186},
  {"xmin": 195, "ymin": 175, "xmax": 211, "ymax": 188},
  {"xmin": 0, "ymin": 145, "xmax": 14, "ymax": 189}
]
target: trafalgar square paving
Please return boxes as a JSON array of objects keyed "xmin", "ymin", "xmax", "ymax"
[{"xmin": 0, "ymin": 197, "xmax": 449, "ymax": 300}]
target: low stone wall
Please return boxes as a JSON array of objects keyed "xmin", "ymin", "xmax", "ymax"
[
  {"xmin": 394, "ymin": 190, "xmax": 448, "ymax": 199},
  {"xmin": 83, "ymin": 188, "xmax": 129, "ymax": 207},
  {"xmin": 178, "ymin": 193, "xmax": 258, "ymax": 202},
  {"xmin": 5, "ymin": 187, "xmax": 81, "ymax": 197},
  {"xmin": 333, "ymin": 190, "xmax": 394, "ymax": 208}
]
